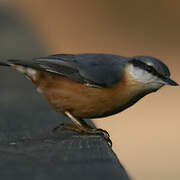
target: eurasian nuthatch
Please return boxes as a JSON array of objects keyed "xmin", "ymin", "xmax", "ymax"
[{"xmin": 0, "ymin": 54, "xmax": 178, "ymax": 146}]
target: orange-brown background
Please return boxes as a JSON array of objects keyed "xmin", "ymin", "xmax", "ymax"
[{"xmin": 9, "ymin": 1, "xmax": 180, "ymax": 179}]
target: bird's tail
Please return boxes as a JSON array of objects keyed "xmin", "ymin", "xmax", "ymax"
[{"xmin": 0, "ymin": 61, "xmax": 10, "ymax": 67}]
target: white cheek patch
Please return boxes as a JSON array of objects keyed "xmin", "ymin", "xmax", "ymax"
[{"xmin": 129, "ymin": 65, "xmax": 157, "ymax": 84}]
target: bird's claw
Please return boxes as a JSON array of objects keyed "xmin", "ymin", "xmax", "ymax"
[{"xmin": 92, "ymin": 128, "xmax": 112, "ymax": 147}]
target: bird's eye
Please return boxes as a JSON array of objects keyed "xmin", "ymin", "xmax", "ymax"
[{"xmin": 146, "ymin": 65, "xmax": 154, "ymax": 73}]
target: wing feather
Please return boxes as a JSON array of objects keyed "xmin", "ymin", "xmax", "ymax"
[{"xmin": 8, "ymin": 54, "xmax": 127, "ymax": 88}]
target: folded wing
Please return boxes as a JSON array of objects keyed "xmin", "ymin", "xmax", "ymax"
[{"xmin": 8, "ymin": 53, "xmax": 127, "ymax": 88}]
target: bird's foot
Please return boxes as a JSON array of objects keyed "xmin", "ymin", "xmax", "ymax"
[{"xmin": 53, "ymin": 123, "xmax": 112, "ymax": 147}]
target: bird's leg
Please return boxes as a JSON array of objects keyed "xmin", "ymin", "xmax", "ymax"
[
  {"xmin": 53, "ymin": 111, "xmax": 112, "ymax": 146},
  {"xmin": 64, "ymin": 112, "xmax": 111, "ymax": 142}
]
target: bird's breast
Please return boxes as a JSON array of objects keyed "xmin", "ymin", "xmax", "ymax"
[{"xmin": 31, "ymin": 71, "xmax": 148, "ymax": 118}]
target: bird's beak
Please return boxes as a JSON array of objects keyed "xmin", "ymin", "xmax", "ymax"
[{"xmin": 163, "ymin": 77, "xmax": 179, "ymax": 86}]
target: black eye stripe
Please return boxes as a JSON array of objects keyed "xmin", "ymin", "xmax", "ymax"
[
  {"xmin": 130, "ymin": 59, "xmax": 165, "ymax": 79},
  {"xmin": 146, "ymin": 65, "xmax": 156, "ymax": 74}
]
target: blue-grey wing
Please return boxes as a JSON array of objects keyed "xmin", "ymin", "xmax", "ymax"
[
  {"xmin": 8, "ymin": 53, "xmax": 127, "ymax": 88},
  {"xmin": 75, "ymin": 54, "xmax": 127, "ymax": 87}
]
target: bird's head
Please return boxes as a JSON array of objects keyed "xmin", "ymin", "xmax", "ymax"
[{"xmin": 126, "ymin": 56, "xmax": 178, "ymax": 91}]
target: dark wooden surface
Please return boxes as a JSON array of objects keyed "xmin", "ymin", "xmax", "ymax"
[{"xmin": 0, "ymin": 130, "xmax": 130, "ymax": 180}]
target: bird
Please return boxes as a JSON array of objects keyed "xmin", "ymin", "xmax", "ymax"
[{"xmin": 0, "ymin": 54, "xmax": 178, "ymax": 146}]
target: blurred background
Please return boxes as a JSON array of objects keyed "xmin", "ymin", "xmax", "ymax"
[{"xmin": 0, "ymin": 0, "xmax": 179, "ymax": 179}]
